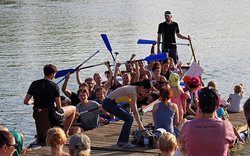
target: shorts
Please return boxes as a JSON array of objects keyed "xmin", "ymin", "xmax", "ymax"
[{"xmin": 49, "ymin": 108, "xmax": 64, "ymax": 127}]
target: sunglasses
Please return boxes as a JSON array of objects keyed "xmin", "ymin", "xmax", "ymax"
[{"xmin": 6, "ymin": 143, "xmax": 18, "ymax": 149}]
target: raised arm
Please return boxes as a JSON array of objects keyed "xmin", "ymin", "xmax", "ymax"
[
  {"xmin": 113, "ymin": 63, "xmax": 121, "ymax": 86},
  {"xmin": 103, "ymin": 61, "xmax": 113, "ymax": 90},
  {"xmin": 62, "ymin": 73, "xmax": 73, "ymax": 98},
  {"xmin": 134, "ymin": 62, "xmax": 140, "ymax": 83},
  {"xmin": 76, "ymin": 69, "xmax": 83, "ymax": 85}
]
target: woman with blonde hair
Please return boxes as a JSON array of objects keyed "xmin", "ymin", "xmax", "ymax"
[{"xmin": 46, "ymin": 127, "xmax": 69, "ymax": 156}]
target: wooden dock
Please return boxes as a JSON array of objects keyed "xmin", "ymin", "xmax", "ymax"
[{"xmin": 26, "ymin": 111, "xmax": 248, "ymax": 156}]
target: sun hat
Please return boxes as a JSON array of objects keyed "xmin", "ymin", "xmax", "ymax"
[{"xmin": 169, "ymin": 73, "xmax": 180, "ymax": 87}]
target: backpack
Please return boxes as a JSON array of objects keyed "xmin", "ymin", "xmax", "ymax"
[{"xmin": 131, "ymin": 123, "xmax": 158, "ymax": 148}]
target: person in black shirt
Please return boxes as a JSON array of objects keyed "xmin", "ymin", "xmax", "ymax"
[
  {"xmin": 157, "ymin": 11, "xmax": 190, "ymax": 64},
  {"xmin": 24, "ymin": 64, "xmax": 76, "ymax": 135}
]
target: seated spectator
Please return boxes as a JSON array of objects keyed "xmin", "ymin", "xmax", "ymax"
[
  {"xmin": 151, "ymin": 62, "xmax": 168, "ymax": 91},
  {"xmin": 158, "ymin": 132, "xmax": 178, "ymax": 156},
  {"xmin": 46, "ymin": 127, "xmax": 69, "ymax": 156},
  {"xmin": 184, "ymin": 77, "xmax": 201, "ymax": 118},
  {"xmin": 180, "ymin": 87, "xmax": 236, "ymax": 156},
  {"xmin": 124, "ymin": 62, "xmax": 138, "ymax": 83},
  {"xmin": 152, "ymin": 87, "xmax": 181, "ymax": 138},
  {"xmin": 0, "ymin": 130, "xmax": 17, "ymax": 156},
  {"xmin": 216, "ymin": 99, "xmax": 230, "ymax": 120},
  {"xmin": 169, "ymin": 72, "xmax": 187, "ymax": 123},
  {"xmin": 227, "ymin": 83, "xmax": 244, "ymax": 113},
  {"xmin": 11, "ymin": 131, "xmax": 24, "ymax": 156},
  {"xmin": 69, "ymin": 133, "xmax": 91, "ymax": 156},
  {"xmin": 62, "ymin": 72, "xmax": 89, "ymax": 106},
  {"xmin": 138, "ymin": 61, "xmax": 151, "ymax": 80},
  {"xmin": 207, "ymin": 80, "xmax": 217, "ymax": 89},
  {"xmin": 76, "ymin": 88, "xmax": 100, "ymax": 131}
]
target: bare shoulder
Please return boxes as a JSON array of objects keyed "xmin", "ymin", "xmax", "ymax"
[{"xmin": 169, "ymin": 102, "xmax": 178, "ymax": 112}]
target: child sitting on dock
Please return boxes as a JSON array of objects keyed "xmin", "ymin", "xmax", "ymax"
[
  {"xmin": 158, "ymin": 132, "xmax": 178, "ymax": 156},
  {"xmin": 227, "ymin": 83, "xmax": 244, "ymax": 113},
  {"xmin": 46, "ymin": 127, "xmax": 69, "ymax": 156}
]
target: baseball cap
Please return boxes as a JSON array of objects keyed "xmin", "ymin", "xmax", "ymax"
[
  {"xmin": 165, "ymin": 11, "xmax": 171, "ymax": 15},
  {"xmin": 189, "ymin": 77, "xmax": 200, "ymax": 86},
  {"xmin": 169, "ymin": 73, "xmax": 180, "ymax": 87}
]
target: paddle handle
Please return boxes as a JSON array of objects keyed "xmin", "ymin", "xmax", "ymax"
[
  {"xmin": 188, "ymin": 36, "xmax": 197, "ymax": 62},
  {"xmin": 79, "ymin": 107, "xmax": 99, "ymax": 115},
  {"xmin": 75, "ymin": 50, "xmax": 100, "ymax": 70},
  {"xmin": 79, "ymin": 62, "xmax": 105, "ymax": 70}
]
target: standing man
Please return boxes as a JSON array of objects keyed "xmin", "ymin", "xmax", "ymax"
[
  {"xmin": 24, "ymin": 64, "xmax": 76, "ymax": 135},
  {"xmin": 157, "ymin": 11, "xmax": 190, "ymax": 64}
]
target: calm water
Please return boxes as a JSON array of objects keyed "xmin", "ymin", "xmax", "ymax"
[{"xmin": 1, "ymin": 0, "xmax": 250, "ymax": 152}]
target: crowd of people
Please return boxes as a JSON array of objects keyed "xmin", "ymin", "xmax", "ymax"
[{"xmin": 1, "ymin": 10, "xmax": 248, "ymax": 156}]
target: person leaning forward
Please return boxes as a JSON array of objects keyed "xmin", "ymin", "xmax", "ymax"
[
  {"xmin": 24, "ymin": 64, "xmax": 76, "ymax": 136},
  {"xmin": 157, "ymin": 11, "xmax": 190, "ymax": 64}
]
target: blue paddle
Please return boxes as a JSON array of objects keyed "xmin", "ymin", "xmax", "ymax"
[
  {"xmin": 137, "ymin": 39, "xmax": 189, "ymax": 46},
  {"xmin": 55, "ymin": 68, "xmax": 75, "ymax": 79},
  {"xmin": 137, "ymin": 39, "xmax": 157, "ymax": 44},
  {"xmin": 117, "ymin": 53, "xmax": 167, "ymax": 65},
  {"xmin": 140, "ymin": 53, "xmax": 167, "ymax": 62},
  {"xmin": 101, "ymin": 34, "xmax": 115, "ymax": 61},
  {"xmin": 56, "ymin": 50, "xmax": 100, "ymax": 84},
  {"xmin": 55, "ymin": 62, "xmax": 106, "ymax": 79}
]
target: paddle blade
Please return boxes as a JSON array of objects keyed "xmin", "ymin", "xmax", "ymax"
[
  {"xmin": 101, "ymin": 34, "xmax": 112, "ymax": 52},
  {"xmin": 137, "ymin": 39, "xmax": 157, "ymax": 44},
  {"xmin": 144, "ymin": 53, "xmax": 167, "ymax": 62},
  {"xmin": 55, "ymin": 68, "xmax": 74, "ymax": 79},
  {"xmin": 101, "ymin": 34, "xmax": 115, "ymax": 61}
]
